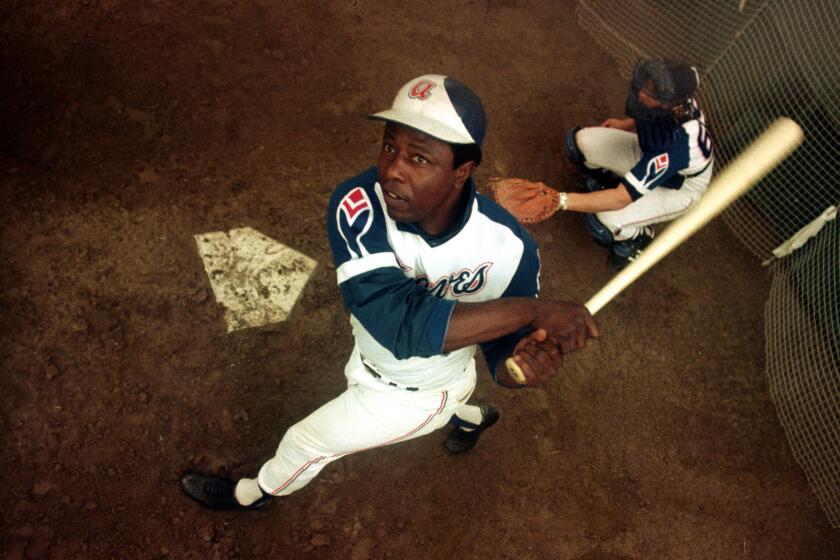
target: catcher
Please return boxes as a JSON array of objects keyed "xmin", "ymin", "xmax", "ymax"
[{"xmin": 492, "ymin": 58, "xmax": 714, "ymax": 269}]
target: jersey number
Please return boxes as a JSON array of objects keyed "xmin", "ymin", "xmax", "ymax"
[{"xmin": 697, "ymin": 126, "xmax": 713, "ymax": 159}]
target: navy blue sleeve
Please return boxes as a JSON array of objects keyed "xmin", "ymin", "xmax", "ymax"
[
  {"xmin": 328, "ymin": 167, "xmax": 391, "ymax": 269},
  {"xmin": 624, "ymin": 126, "xmax": 690, "ymax": 198},
  {"xmin": 476, "ymin": 216, "xmax": 541, "ymax": 383},
  {"xmin": 339, "ymin": 269, "xmax": 455, "ymax": 359},
  {"xmin": 327, "ymin": 167, "xmax": 455, "ymax": 359}
]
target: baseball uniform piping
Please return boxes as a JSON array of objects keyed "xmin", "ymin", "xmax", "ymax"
[
  {"xmin": 266, "ymin": 391, "xmax": 449, "ymax": 496},
  {"xmin": 269, "ymin": 456, "xmax": 327, "ymax": 495}
]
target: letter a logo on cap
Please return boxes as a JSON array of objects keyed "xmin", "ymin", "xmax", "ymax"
[{"xmin": 408, "ymin": 79, "xmax": 436, "ymax": 100}]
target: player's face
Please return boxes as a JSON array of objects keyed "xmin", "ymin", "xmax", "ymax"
[{"xmin": 377, "ymin": 123, "xmax": 474, "ymax": 236}]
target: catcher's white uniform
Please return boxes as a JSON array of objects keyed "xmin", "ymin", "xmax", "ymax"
[{"xmin": 578, "ymin": 98, "xmax": 714, "ymax": 241}]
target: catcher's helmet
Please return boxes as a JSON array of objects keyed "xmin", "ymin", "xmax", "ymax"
[
  {"xmin": 369, "ymin": 74, "xmax": 487, "ymax": 150},
  {"xmin": 625, "ymin": 59, "xmax": 699, "ymax": 123}
]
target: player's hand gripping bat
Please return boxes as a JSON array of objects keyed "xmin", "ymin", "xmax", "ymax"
[{"xmin": 506, "ymin": 118, "xmax": 804, "ymax": 384}]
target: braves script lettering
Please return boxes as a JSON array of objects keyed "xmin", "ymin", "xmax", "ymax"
[{"xmin": 415, "ymin": 262, "xmax": 493, "ymax": 298}]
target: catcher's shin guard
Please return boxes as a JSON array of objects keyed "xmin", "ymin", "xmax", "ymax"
[
  {"xmin": 564, "ymin": 126, "xmax": 585, "ymax": 166},
  {"xmin": 585, "ymin": 213, "xmax": 615, "ymax": 247},
  {"xmin": 585, "ymin": 176, "xmax": 612, "ymax": 193},
  {"xmin": 565, "ymin": 126, "xmax": 621, "ymax": 187}
]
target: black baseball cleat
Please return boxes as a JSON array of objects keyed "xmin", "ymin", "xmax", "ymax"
[
  {"xmin": 443, "ymin": 404, "xmax": 501, "ymax": 454},
  {"xmin": 609, "ymin": 229, "xmax": 654, "ymax": 270},
  {"xmin": 180, "ymin": 472, "xmax": 271, "ymax": 511}
]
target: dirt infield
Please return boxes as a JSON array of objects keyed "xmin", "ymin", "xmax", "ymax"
[{"xmin": 2, "ymin": 1, "xmax": 837, "ymax": 558}]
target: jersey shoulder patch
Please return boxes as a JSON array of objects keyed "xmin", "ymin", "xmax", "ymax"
[
  {"xmin": 652, "ymin": 153, "xmax": 670, "ymax": 174},
  {"xmin": 633, "ymin": 152, "xmax": 671, "ymax": 190},
  {"xmin": 339, "ymin": 186, "xmax": 373, "ymax": 226},
  {"xmin": 328, "ymin": 167, "xmax": 397, "ymax": 281}
]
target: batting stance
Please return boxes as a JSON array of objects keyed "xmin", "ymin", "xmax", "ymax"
[
  {"xmin": 180, "ymin": 75, "xmax": 598, "ymax": 510},
  {"xmin": 563, "ymin": 59, "xmax": 714, "ymax": 269}
]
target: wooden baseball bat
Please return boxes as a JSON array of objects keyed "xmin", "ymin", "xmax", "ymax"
[{"xmin": 506, "ymin": 117, "xmax": 804, "ymax": 383}]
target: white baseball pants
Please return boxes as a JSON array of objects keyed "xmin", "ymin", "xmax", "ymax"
[
  {"xmin": 576, "ymin": 127, "xmax": 710, "ymax": 241},
  {"xmin": 257, "ymin": 347, "xmax": 478, "ymax": 496}
]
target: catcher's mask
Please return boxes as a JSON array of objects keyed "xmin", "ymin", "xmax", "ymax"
[
  {"xmin": 625, "ymin": 59, "xmax": 699, "ymax": 123},
  {"xmin": 369, "ymin": 74, "xmax": 486, "ymax": 158}
]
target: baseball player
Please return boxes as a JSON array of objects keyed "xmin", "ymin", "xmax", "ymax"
[
  {"xmin": 561, "ymin": 58, "xmax": 714, "ymax": 269},
  {"xmin": 180, "ymin": 74, "xmax": 598, "ymax": 510}
]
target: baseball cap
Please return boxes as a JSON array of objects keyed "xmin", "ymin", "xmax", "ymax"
[{"xmin": 369, "ymin": 74, "xmax": 487, "ymax": 148}]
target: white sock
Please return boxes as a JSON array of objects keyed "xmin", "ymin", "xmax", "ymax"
[
  {"xmin": 453, "ymin": 404, "xmax": 483, "ymax": 432},
  {"xmin": 235, "ymin": 477, "xmax": 265, "ymax": 506}
]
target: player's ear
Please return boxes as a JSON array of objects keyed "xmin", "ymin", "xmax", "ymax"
[{"xmin": 454, "ymin": 160, "xmax": 476, "ymax": 189}]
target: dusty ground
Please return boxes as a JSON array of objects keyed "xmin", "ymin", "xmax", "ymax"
[{"xmin": 2, "ymin": 1, "xmax": 838, "ymax": 558}]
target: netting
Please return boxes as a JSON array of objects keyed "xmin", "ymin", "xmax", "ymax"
[
  {"xmin": 578, "ymin": 0, "xmax": 840, "ymax": 527},
  {"xmin": 767, "ymin": 217, "xmax": 839, "ymax": 525}
]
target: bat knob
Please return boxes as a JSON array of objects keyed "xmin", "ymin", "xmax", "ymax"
[{"xmin": 505, "ymin": 357, "xmax": 527, "ymax": 384}]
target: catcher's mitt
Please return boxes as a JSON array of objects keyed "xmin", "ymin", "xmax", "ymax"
[{"xmin": 489, "ymin": 177, "xmax": 563, "ymax": 224}]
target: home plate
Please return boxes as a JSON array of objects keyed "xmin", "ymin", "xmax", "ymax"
[{"xmin": 194, "ymin": 227, "xmax": 317, "ymax": 332}]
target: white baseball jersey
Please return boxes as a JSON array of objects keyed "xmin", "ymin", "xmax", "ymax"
[
  {"xmin": 255, "ymin": 168, "xmax": 539, "ymax": 498},
  {"xmin": 623, "ymin": 98, "xmax": 714, "ymax": 199},
  {"xmin": 327, "ymin": 167, "xmax": 541, "ymax": 390}
]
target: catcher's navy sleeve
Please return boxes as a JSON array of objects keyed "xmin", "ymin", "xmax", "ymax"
[
  {"xmin": 327, "ymin": 168, "xmax": 455, "ymax": 359},
  {"xmin": 624, "ymin": 122, "xmax": 692, "ymax": 200},
  {"xmin": 475, "ymin": 201, "xmax": 541, "ymax": 382}
]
